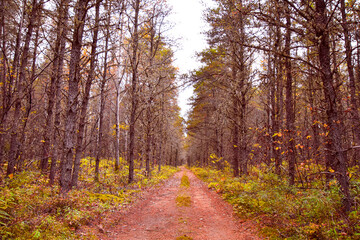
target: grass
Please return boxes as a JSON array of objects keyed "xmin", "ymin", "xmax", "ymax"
[
  {"xmin": 177, "ymin": 173, "xmax": 191, "ymax": 207},
  {"xmin": 176, "ymin": 234, "xmax": 193, "ymax": 240},
  {"xmin": 180, "ymin": 174, "xmax": 190, "ymax": 188},
  {"xmin": 0, "ymin": 157, "xmax": 178, "ymax": 239},
  {"xmin": 176, "ymin": 194, "xmax": 191, "ymax": 207},
  {"xmin": 178, "ymin": 216, "xmax": 188, "ymax": 224}
]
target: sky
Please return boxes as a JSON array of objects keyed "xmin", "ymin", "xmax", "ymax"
[{"xmin": 166, "ymin": 0, "xmax": 214, "ymax": 120}]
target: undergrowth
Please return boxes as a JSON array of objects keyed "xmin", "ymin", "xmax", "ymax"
[
  {"xmin": 176, "ymin": 194, "xmax": 191, "ymax": 207},
  {"xmin": 180, "ymin": 174, "xmax": 190, "ymax": 188},
  {"xmin": 177, "ymin": 173, "xmax": 191, "ymax": 207},
  {"xmin": 192, "ymin": 164, "xmax": 360, "ymax": 240},
  {"xmin": 176, "ymin": 234, "xmax": 193, "ymax": 240},
  {"xmin": 0, "ymin": 157, "xmax": 178, "ymax": 239}
]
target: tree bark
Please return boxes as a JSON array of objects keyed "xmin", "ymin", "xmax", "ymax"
[
  {"xmin": 232, "ymin": 98, "xmax": 240, "ymax": 177},
  {"xmin": 72, "ymin": 0, "xmax": 101, "ymax": 187},
  {"xmin": 7, "ymin": 0, "xmax": 41, "ymax": 176},
  {"xmin": 315, "ymin": 0, "xmax": 352, "ymax": 212},
  {"xmin": 17, "ymin": 20, "xmax": 41, "ymax": 170},
  {"xmin": 285, "ymin": 4, "xmax": 296, "ymax": 185},
  {"xmin": 95, "ymin": 52, "xmax": 107, "ymax": 182},
  {"xmin": 49, "ymin": 7, "xmax": 68, "ymax": 185},
  {"xmin": 0, "ymin": 0, "xmax": 6, "ymax": 166},
  {"xmin": 128, "ymin": 0, "xmax": 141, "ymax": 183},
  {"xmin": 60, "ymin": 0, "xmax": 89, "ymax": 193},
  {"xmin": 41, "ymin": 0, "xmax": 70, "ymax": 173},
  {"xmin": 145, "ymin": 107, "xmax": 152, "ymax": 176},
  {"xmin": 340, "ymin": 0, "xmax": 360, "ymax": 158},
  {"xmin": 114, "ymin": 84, "xmax": 121, "ymax": 172}
]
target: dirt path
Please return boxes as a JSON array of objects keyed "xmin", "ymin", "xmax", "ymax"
[{"xmin": 99, "ymin": 167, "xmax": 260, "ymax": 240}]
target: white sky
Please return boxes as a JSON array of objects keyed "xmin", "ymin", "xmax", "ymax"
[{"xmin": 166, "ymin": 0, "xmax": 214, "ymax": 120}]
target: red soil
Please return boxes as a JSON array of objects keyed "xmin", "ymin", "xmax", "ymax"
[{"xmin": 96, "ymin": 167, "xmax": 261, "ymax": 240}]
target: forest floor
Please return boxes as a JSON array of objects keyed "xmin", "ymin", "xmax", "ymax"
[{"xmin": 89, "ymin": 167, "xmax": 260, "ymax": 240}]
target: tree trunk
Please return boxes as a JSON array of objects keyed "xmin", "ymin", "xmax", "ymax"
[
  {"xmin": 17, "ymin": 21, "xmax": 41, "ymax": 170},
  {"xmin": 232, "ymin": 98, "xmax": 240, "ymax": 177},
  {"xmin": 273, "ymin": 9, "xmax": 282, "ymax": 175},
  {"xmin": 60, "ymin": 0, "xmax": 89, "ymax": 193},
  {"xmin": 41, "ymin": 0, "xmax": 69, "ymax": 173},
  {"xmin": 285, "ymin": 5, "xmax": 296, "ymax": 185},
  {"xmin": 7, "ymin": 0, "xmax": 40, "ymax": 176},
  {"xmin": 315, "ymin": 0, "xmax": 352, "ymax": 212},
  {"xmin": 175, "ymin": 148, "xmax": 178, "ymax": 168},
  {"xmin": 340, "ymin": 0, "xmax": 360, "ymax": 160},
  {"xmin": 0, "ymin": 0, "xmax": 6, "ymax": 166},
  {"xmin": 144, "ymin": 104, "xmax": 152, "ymax": 176},
  {"xmin": 115, "ymin": 86, "xmax": 121, "ymax": 172},
  {"xmin": 49, "ymin": 8, "xmax": 68, "ymax": 185},
  {"xmin": 95, "ymin": 58, "xmax": 107, "ymax": 182},
  {"xmin": 128, "ymin": 0, "xmax": 140, "ymax": 183},
  {"xmin": 72, "ymin": 0, "xmax": 101, "ymax": 187}
]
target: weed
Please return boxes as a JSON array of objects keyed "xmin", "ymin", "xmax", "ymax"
[
  {"xmin": 176, "ymin": 234, "xmax": 193, "ymax": 240},
  {"xmin": 180, "ymin": 174, "xmax": 190, "ymax": 188},
  {"xmin": 176, "ymin": 194, "xmax": 191, "ymax": 207},
  {"xmin": 178, "ymin": 216, "xmax": 188, "ymax": 224}
]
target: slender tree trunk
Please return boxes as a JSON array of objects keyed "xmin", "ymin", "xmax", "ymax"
[
  {"xmin": 17, "ymin": 22, "xmax": 41, "ymax": 170},
  {"xmin": 315, "ymin": 0, "xmax": 352, "ymax": 212},
  {"xmin": 128, "ymin": 0, "xmax": 140, "ymax": 183},
  {"xmin": 237, "ymin": 0, "xmax": 248, "ymax": 175},
  {"xmin": 60, "ymin": 0, "xmax": 89, "ymax": 193},
  {"xmin": 49, "ymin": 96, "xmax": 62, "ymax": 185},
  {"xmin": 72, "ymin": 0, "xmax": 101, "ymax": 187},
  {"xmin": 158, "ymin": 93, "xmax": 164, "ymax": 172},
  {"xmin": 285, "ymin": 5, "xmax": 296, "ymax": 185},
  {"xmin": 158, "ymin": 139, "xmax": 162, "ymax": 172},
  {"xmin": 0, "ymin": 0, "xmax": 5, "ymax": 166},
  {"xmin": 94, "ymin": 1, "xmax": 110, "ymax": 180},
  {"xmin": 7, "ymin": 0, "xmax": 40, "ymax": 176},
  {"xmin": 169, "ymin": 144, "xmax": 173, "ymax": 166},
  {"xmin": 115, "ymin": 87, "xmax": 121, "ymax": 171},
  {"xmin": 270, "ymin": 62, "xmax": 279, "ymax": 172},
  {"xmin": 95, "ymin": 59, "xmax": 107, "ymax": 182},
  {"xmin": 173, "ymin": 148, "xmax": 176, "ymax": 168},
  {"xmin": 49, "ymin": 11, "xmax": 68, "ymax": 185},
  {"xmin": 340, "ymin": 0, "xmax": 360, "ymax": 159},
  {"xmin": 240, "ymin": 109, "xmax": 247, "ymax": 175},
  {"xmin": 41, "ymin": 0, "xmax": 70, "ymax": 173},
  {"xmin": 145, "ymin": 106, "xmax": 152, "ymax": 176},
  {"xmin": 273, "ymin": 11, "xmax": 282, "ymax": 175},
  {"xmin": 232, "ymin": 98, "xmax": 240, "ymax": 176},
  {"xmin": 113, "ymin": 1, "xmax": 126, "ymax": 172},
  {"xmin": 8, "ymin": 1, "xmax": 26, "ymax": 104}
]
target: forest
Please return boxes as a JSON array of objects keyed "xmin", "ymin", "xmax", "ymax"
[{"xmin": 0, "ymin": 0, "xmax": 360, "ymax": 239}]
